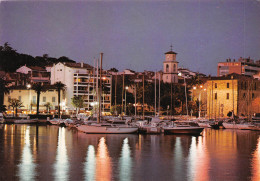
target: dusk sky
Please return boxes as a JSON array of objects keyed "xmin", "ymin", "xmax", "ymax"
[{"xmin": 1, "ymin": 0, "xmax": 260, "ymax": 75}]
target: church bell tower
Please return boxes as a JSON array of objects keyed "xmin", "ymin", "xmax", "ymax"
[{"xmin": 162, "ymin": 45, "xmax": 179, "ymax": 83}]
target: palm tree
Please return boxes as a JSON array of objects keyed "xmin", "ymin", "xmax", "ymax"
[
  {"xmin": 32, "ymin": 83, "xmax": 46, "ymax": 115},
  {"xmin": 54, "ymin": 82, "xmax": 66, "ymax": 118},
  {"xmin": 8, "ymin": 98, "xmax": 24, "ymax": 117}
]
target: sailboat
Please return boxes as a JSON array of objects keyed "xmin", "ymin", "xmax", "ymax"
[{"xmin": 76, "ymin": 53, "xmax": 138, "ymax": 134}]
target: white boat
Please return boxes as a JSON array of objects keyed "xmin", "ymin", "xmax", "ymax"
[
  {"xmin": 138, "ymin": 122, "xmax": 161, "ymax": 134},
  {"xmin": 222, "ymin": 122, "xmax": 239, "ymax": 129},
  {"xmin": 77, "ymin": 123, "xmax": 138, "ymax": 134},
  {"xmin": 14, "ymin": 118, "xmax": 38, "ymax": 124},
  {"xmin": 48, "ymin": 118, "xmax": 62, "ymax": 125},
  {"xmin": 64, "ymin": 119, "xmax": 74, "ymax": 127},
  {"xmin": 237, "ymin": 123, "xmax": 257, "ymax": 130}
]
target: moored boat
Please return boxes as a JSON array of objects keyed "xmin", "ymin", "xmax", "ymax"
[
  {"xmin": 76, "ymin": 123, "xmax": 138, "ymax": 134},
  {"xmin": 163, "ymin": 122, "xmax": 204, "ymax": 135},
  {"xmin": 13, "ymin": 118, "xmax": 38, "ymax": 124}
]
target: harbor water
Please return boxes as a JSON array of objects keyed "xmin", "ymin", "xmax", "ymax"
[{"xmin": 0, "ymin": 124, "xmax": 260, "ymax": 181}]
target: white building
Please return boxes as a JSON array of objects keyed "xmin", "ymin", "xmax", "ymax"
[{"xmin": 51, "ymin": 62, "xmax": 111, "ymax": 112}]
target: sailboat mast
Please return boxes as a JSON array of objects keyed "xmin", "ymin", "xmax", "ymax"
[
  {"xmin": 155, "ymin": 71, "xmax": 156, "ymax": 116},
  {"xmin": 158, "ymin": 72, "xmax": 161, "ymax": 116},
  {"xmin": 96, "ymin": 58, "xmax": 99, "ymax": 122},
  {"xmin": 98, "ymin": 53, "xmax": 103, "ymax": 123}
]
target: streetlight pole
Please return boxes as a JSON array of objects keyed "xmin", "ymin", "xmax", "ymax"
[
  {"xmin": 125, "ymin": 86, "xmax": 128, "ymax": 115},
  {"xmin": 27, "ymin": 84, "xmax": 31, "ymax": 113}
]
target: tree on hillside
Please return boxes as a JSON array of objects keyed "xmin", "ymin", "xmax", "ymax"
[
  {"xmin": 32, "ymin": 83, "xmax": 46, "ymax": 115},
  {"xmin": 54, "ymin": 82, "xmax": 66, "ymax": 118},
  {"xmin": 8, "ymin": 98, "xmax": 24, "ymax": 117}
]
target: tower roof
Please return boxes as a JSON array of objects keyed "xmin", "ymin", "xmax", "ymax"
[{"xmin": 164, "ymin": 51, "xmax": 177, "ymax": 55}]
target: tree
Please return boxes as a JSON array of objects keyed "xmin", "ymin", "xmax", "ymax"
[
  {"xmin": 8, "ymin": 98, "xmax": 24, "ymax": 117},
  {"xmin": 71, "ymin": 96, "xmax": 84, "ymax": 115},
  {"xmin": 32, "ymin": 83, "xmax": 46, "ymax": 115},
  {"xmin": 54, "ymin": 82, "xmax": 66, "ymax": 118},
  {"xmin": 44, "ymin": 102, "xmax": 52, "ymax": 114}
]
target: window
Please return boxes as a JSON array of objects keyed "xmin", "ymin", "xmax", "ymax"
[
  {"xmin": 19, "ymin": 96, "xmax": 21, "ymax": 102},
  {"xmin": 243, "ymin": 93, "xmax": 246, "ymax": 98},
  {"xmin": 52, "ymin": 97, "xmax": 56, "ymax": 103},
  {"xmin": 252, "ymin": 93, "xmax": 255, "ymax": 99},
  {"xmin": 43, "ymin": 96, "xmax": 46, "ymax": 102},
  {"xmin": 215, "ymin": 83, "xmax": 217, "ymax": 88},
  {"xmin": 33, "ymin": 96, "xmax": 36, "ymax": 104},
  {"xmin": 166, "ymin": 64, "xmax": 169, "ymax": 73},
  {"xmin": 215, "ymin": 93, "xmax": 217, "ymax": 100},
  {"xmin": 8, "ymin": 96, "xmax": 11, "ymax": 102},
  {"xmin": 173, "ymin": 64, "xmax": 176, "ymax": 72},
  {"xmin": 227, "ymin": 83, "xmax": 229, "ymax": 88},
  {"xmin": 226, "ymin": 93, "xmax": 229, "ymax": 99}
]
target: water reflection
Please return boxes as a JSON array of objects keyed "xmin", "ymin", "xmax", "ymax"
[
  {"xmin": 84, "ymin": 145, "xmax": 96, "ymax": 181},
  {"xmin": 95, "ymin": 137, "xmax": 111, "ymax": 181},
  {"xmin": 251, "ymin": 137, "xmax": 260, "ymax": 181},
  {"xmin": 18, "ymin": 126, "xmax": 36, "ymax": 181},
  {"xmin": 54, "ymin": 127, "xmax": 69, "ymax": 181},
  {"xmin": 187, "ymin": 136, "xmax": 209, "ymax": 181},
  {"xmin": 119, "ymin": 138, "xmax": 132, "ymax": 181},
  {"xmin": 173, "ymin": 137, "xmax": 183, "ymax": 180}
]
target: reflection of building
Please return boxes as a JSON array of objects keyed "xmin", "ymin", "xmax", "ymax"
[
  {"xmin": 218, "ymin": 57, "xmax": 260, "ymax": 77},
  {"xmin": 206, "ymin": 74, "xmax": 260, "ymax": 118},
  {"xmin": 51, "ymin": 62, "xmax": 111, "ymax": 112},
  {"xmin": 163, "ymin": 47, "xmax": 179, "ymax": 83}
]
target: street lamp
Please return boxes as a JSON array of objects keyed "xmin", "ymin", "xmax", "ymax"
[
  {"xmin": 125, "ymin": 86, "xmax": 129, "ymax": 115},
  {"xmin": 178, "ymin": 73, "xmax": 188, "ymax": 116},
  {"xmin": 102, "ymin": 77, "xmax": 106, "ymax": 115},
  {"xmin": 26, "ymin": 84, "xmax": 31, "ymax": 113}
]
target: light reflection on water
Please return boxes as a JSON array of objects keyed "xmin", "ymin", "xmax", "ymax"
[
  {"xmin": 84, "ymin": 145, "xmax": 96, "ymax": 181},
  {"xmin": 95, "ymin": 137, "xmax": 111, "ymax": 181},
  {"xmin": 54, "ymin": 127, "xmax": 69, "ymax": 181},
  {"xmin": 251, "ymin": 137, "xmax": 260, "ymax": 181},
  {"xmin": 0, "ymin": 126, "xmax": 260, "ymax": 180},
  {"xmin": 119, "ymin": 138, "xmax": 132, "ymax": 181},
  {"xmin": 18, "ymin": 126, "xmax": 36, "ymax": 181}
]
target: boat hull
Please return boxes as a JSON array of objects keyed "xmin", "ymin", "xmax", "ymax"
[
  {"xmin": 222, "ymin": 123, "xmax": 239, "ymax": 129},
  {"xmin": 13, "ymin": 119, "xmax": 38, "ymax": 124},
  {"xmin": 163, "ymin": 127, "xmax": 204, "ymax": 135},
  {"xmin": 139, "ymin": 127, "xmax": 161, "ymax": 134},
  {"xmin": 77, "ymin": 125, "xmax": 138, "ymax": 134}
]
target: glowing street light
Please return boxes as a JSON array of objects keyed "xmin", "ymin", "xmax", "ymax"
[{"xmin": 125, "ymin": 86, "xmax": 129, "ymax": 114}]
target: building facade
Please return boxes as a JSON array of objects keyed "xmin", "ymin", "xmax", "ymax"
[
  {"xmin": 51, "ymin": 62, "xmax": 111, "ymax": 113},
  {"xmin": 4, "ymin": 86, "xmax": 62, "ymax": 115},
  {"xmin": 206, "ymin": 74, "xmax": 260, "ymax": 119}
]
